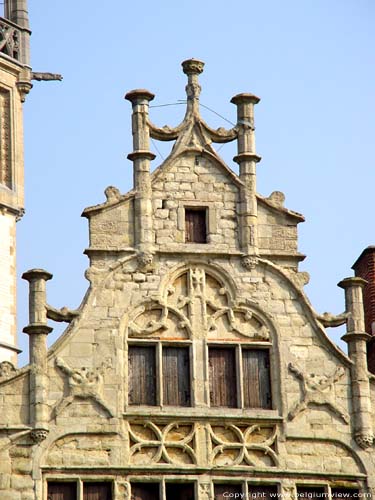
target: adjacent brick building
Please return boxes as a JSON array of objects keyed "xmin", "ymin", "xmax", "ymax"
[{"xmin": 1, "ymin": 3, "xmax": 375, "ymax": 500}]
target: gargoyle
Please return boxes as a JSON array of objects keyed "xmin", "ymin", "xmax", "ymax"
[
  {"xmin": 46, "ymin": 305, "xmax": 79, "ymax": 323},
  {"xmin": 316, "ymin": 311, "xmax": 350, "ymax": 328},
  {"xmin": 31, "ymin": 72, "xmax": 63, "ymax": 81}
]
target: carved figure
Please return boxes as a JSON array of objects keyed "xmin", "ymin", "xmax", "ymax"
[
  {"xmin": 0, "ymin": 360, "xmax": 17, "ymax": 380},
  {"xmin": 46, "ymin": 304, "xmax": 79, "ymax": 323},
  {"xmin": 355, "ymin": 432, "xmax": 374, "ymax": 450},
  {"xmin": 288, "ymin": 363, "xmax": 349, "ymax": 424},
  {"xmin": 137, "ymin": 251, "xmax": 154, "ymax": 269},
  {"xmin": 31, "ymin": 72, "xmax": 63, "ymax": 81},
  {"xmin": 104, "ymin": 185, "xmax": 121, "ymax": 202},
  {"xmin": 316, "ymin": 311, "xmax": 350, "ymax": 328},
  {"xmin": 53, "ymin": 357, "xmax": 114, "ymax": 418},
  {"xmin": 241, "ymin": 255, "xmax": 258, "ymax": 271}
]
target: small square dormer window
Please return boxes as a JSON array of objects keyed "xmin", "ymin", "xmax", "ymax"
[{"xmin": 185, "ymin": 208, "xmax": 207, "ymax": 243}]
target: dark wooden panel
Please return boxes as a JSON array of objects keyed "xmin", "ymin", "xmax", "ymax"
[
  {"xmin": 163, "ymin": 347, "xmax": 191, "ymax": 406},
  {"xmin": 243, "ymin": 349, "xmax": 272, "ymax": 409},
  {"xmin": 128, "ymin": 346, "xmax": 156, "ymax": 405},
  {"xmin": 166, "ymin": 483, "xmax": 195, "ymax": 500},
  {"xmin": 297, "ymin": 487, "xmax": 325, "ymax": 499},
  {"xmin": 47, "ymin": 482, "xmax": 77, "ymax": 500},
  {"xmin": 131, "ymin": 483, "xmax": 159, "ymax": 500},
  {"xmin": 214, "ymin": 484, "xmax": 242, "ymax": 499},
  {"xmin": 185, "ymin": 209, "xmax": 206, "ymax": 243},
  {"xmin": 83, "ymin": 483, "xmax": 112, "ymax": 500},
  {"xmin": 209, "ymin": 348, "xmax": 237, "ymax": 407},
  {"xmin": 249, "ymin": 485, "xmax": 278, "ymax": 500},
  {"xmin": 332, "ymin": 489, "xmax": 359, "ymax": 500}
]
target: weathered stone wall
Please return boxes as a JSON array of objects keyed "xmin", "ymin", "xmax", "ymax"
[{"xmin": 152, "ymin": 153, "xmax": 239, "ymax": 250}]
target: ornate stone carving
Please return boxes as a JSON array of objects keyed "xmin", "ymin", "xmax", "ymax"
[
  {"xmin": 128, "ymin": 267, "xmax": 269, "ymax": 340},
  {"xmin": 208, "ymin": 424, "xmax": 278, "ymax": 467},
  {"xmin": 31, "ymin": 72, "xmax": 63, "ymax": 81},
  {"xmin": 128, "ymin": 421, "xmax": 197, "ymax": 465},
  {"xmin": 53, "ymin": 357, "xmax": 114, "ymax": 418},
  {"xmin": 281, "ymin": 484, "xmax": 297, "ymax": 500},
  {"xmin": 117, "ymin": 481, "xmax": 131, "ymax": 500},
  {"xmin": 46, "ymin": 304, "xmax": 79, "ymax": 323},
  {"xmin": 137, "ymin": 251, "xmax": 154, "ymax": 269},
  {"xmin": 316, "ymin": 311, "xmax": 350, "ymax": 328},
  {"xmin": 0, "ymin": 88, "xmax": 11, "ymax": 188},
  {"xmin": 288, "ymin": 363, "xmax": 349, "ymax": 424},
  {"xmin": 0, "ymin": 361, "xmax": 17, "ymax": 381},
  {"xmin": 0, "ymin": 19, "xmax": 20, "ymax": 60},
  {"xmin": 355, "ymin": 432, "xmax": 374, "ymax": 449},
  {"xmin": 31, "ymin": 428, "xmax": 49, "ymax": 444},
  {"xmin": 241, "ymin": 255, "xmax": 258, "ymax": 270},
  {"xmin": 199, "ymin": 483, "xmax": 212, "ymax": 500},
  {"xmin": 104, "ymin": 185, "xmax": 121, "ymax": 202}
]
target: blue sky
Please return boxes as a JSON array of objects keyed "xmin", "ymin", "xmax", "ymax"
[{"xmin": 16, "ymin": 0, "xmax": 374, "ymax": 365}]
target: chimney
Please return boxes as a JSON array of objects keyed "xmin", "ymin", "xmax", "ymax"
[{"xmin": 352, "ymin": 246, "xmax": 375, "ymax": 373}]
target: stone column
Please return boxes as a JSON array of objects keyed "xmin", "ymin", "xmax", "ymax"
[
  {"xmin": 231, "ymin": 93, "xmax": 261, "ymax": 263},
  {"xmin": 22, "ymin": 268, "xmax": 52, "ymax": 443},
  {"xmin": 125, "ymin": 89, "xmax": 155, "ymax": 262},
  {"xmin": 338, "ymin": 277, "xmax": 373, "ymax": 449}
]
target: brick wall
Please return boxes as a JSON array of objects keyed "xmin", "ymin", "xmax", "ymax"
[{"xmin": 352, "ymin": 246, "xmax": 375, "ymax": 373}]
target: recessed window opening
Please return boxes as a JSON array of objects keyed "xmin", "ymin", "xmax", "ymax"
[
  {"xmin": 128, "ymin": 344, "xmax": 191, "ymax": 406},
  {"xmin": 185, "ymin": 208, "xmax": 207, "ymax": 243}
]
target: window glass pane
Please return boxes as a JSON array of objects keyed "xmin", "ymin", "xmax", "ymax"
[
  {"xmin": 166, "ymin": 483, "xmax": 195, "ymax": 500},
  {"xmin": 214, "ymin": 484, "xmax": 242, "ymax": 499},
  {"xmin": 297, "ymin": 487, "xmax": 325, "ymax": 499},
  {"xmin": 131, "ymin": 483, "xmax": 159, "ymax": 500},
  {"xmin": 128, "ymin": 346, "xmax": 156, "ymax": 405},
  {"xmin": 47, "ymin": 482, "xmax": 77, "ymax": 500},
  {"xmin": 163, "ymin": 346, "xmax": 191, "ymax": 406},
  {"xmin": 83, "ymin": 483, "xmax": 112, "ymax": 500},
  {"xmin": 243, "ymin": 349, "xmax": 272, "ymax": 409},
  {"xmin": 332, "ymin": 488, "xmax": 359, "ymax": 500},
  {"xmin": 209, "ymin": 348, "xmax": 237, "ymax": 407},
  {"xmin": 185, "ymin": 209, "xmax": 207, "ymax": 243}
]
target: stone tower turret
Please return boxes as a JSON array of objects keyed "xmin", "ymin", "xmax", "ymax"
[{"xmin": 0, "ymin": 0, "xmax": 32, "ymax": 364}]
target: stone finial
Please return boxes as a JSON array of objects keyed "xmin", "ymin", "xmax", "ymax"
[
  {"xmin": 124, "ymin": 89, "xmax": 155, "ymax": 105},
  {"xmin": 22, "ymin": 269, "xmax": 53, "ymax": 331},
  {"xmin": 338, "ymin": 277, "xmax": 368, "ymax": 334},
  {"xmin": 181, "ymin": 58, "xmax": 205, "ymax": 75}
]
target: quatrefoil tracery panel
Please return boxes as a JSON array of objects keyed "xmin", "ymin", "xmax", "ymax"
[
  {"xmin": 128, "ymin": 267, "xmax": 270, "ymax": 341},
  {"xmin": 128, "ymin": 421, "xmax": 197, "ymax": 465},
  {"xmin": 209, "ymin": 424, "xmax": 278, "ymax": 468}
]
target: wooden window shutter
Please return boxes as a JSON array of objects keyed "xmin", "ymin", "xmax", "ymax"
[
  {"xmin": 214, "ymin": 484, "xmax": 242, "ymax": 499},
  {"xmin": 162, "ymin": 346, "xmax": 191, "ymax": 406},
  {"xmin": 83, "ymin": 483, "xmax": 112, "ymax": 500},
  {"xmin": 128, "ymin": 346, "xmax": 156, "ymax": 405},
  {"xmin": 47, "ymin": 482, "xmax": 77, "ymax": 500},
  {"xmin": 131, "ymin": 483, "xmax": 159, "ymax": 500},
  {"xmin": 243, "ymin": 349, "xmax": 272, "ymax": 409},
  {"xmin": 185, "ymin": 209, "xmax": 207, "ymax": 243},
  {"xmin": 248, "ymin": 485, "xmax": 278, "ymax": 500},
  {"xmin": 209, "ymin": 348, "xmax": 237, "ymax": 407},
  {"xmin": 166, "ymin": 483, "xmax": 195, "ymax": 500}
]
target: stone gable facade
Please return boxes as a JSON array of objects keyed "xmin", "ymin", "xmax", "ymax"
[{"xmin": 1, "ymin": 39, "xmax": 375, "ymax": 500}]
